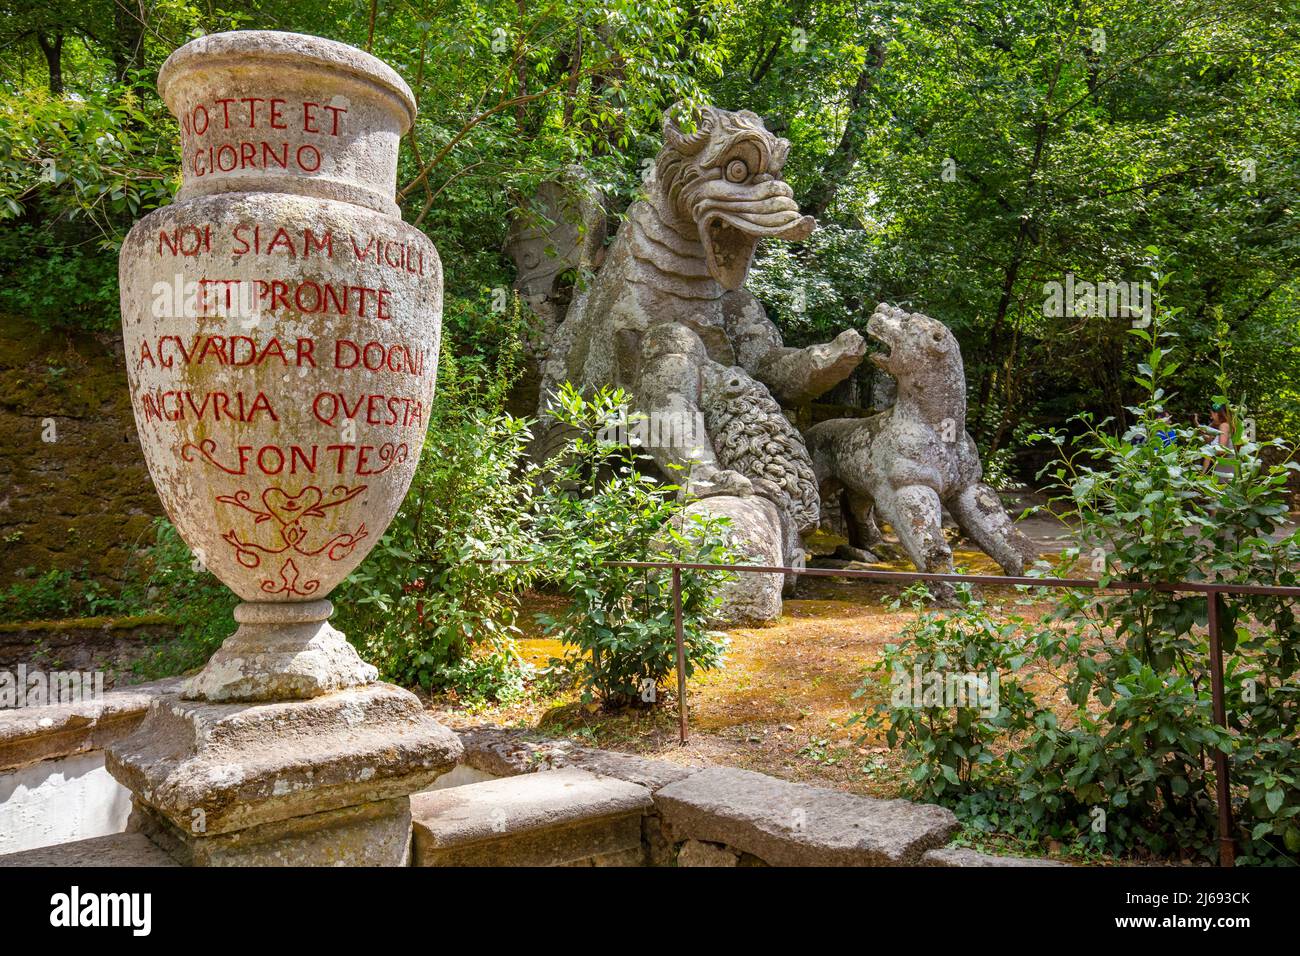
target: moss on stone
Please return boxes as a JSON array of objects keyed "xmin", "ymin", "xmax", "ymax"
[
  {"xmin": 0, "ymin": 312, "xmax": 163, "ymax": 588},
  {"xmin": 0, "ymin": 613, "xmax": 177, "ymax": 633}
]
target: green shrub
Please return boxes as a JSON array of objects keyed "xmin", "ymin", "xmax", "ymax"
[
  {"xmin": 0, "ymin": 86, "xmax": 177, "ymax": 332},
  {"xmin": 532, "ymin": 384, "xmax": 734, "ymax": 709},
  {"xmin": 125, "ymin": 519, "xmax": 239, "ymax": 681},
  {"xmin": 0, "ymin": 567, "xmax": 121, "ymax": 621},
  {"xmin": 335, "ymin": 343, "xmax": 538, "ymax": 702},
  {"xmin": 855, "ymin": 585, "xmax": 1043, "ymax": 797}
]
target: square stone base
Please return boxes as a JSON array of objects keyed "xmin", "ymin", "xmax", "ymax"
[
  {"xmin": 105, "ymin": 682, "xmax": 462, "ymax": 866},
  {"xmin": 132, "ymin": 796, "xmax": 413, "ymax": 866}
]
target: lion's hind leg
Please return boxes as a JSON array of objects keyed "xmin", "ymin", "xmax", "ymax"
[
  {"xmin": 841, "ymin": 489, "xmax": 885, "ymax": 562},
  {"xmin": 948, "ymin": 483, "xmax": 1037, "ymax": 577}
]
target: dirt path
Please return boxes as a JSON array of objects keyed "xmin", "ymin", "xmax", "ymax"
[{"xmin": 432, "ymin": 568, "xmax": 1049, "ymax": 801}]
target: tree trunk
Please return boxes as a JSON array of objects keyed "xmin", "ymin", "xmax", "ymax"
[
  {"xmin": 561, "ymin": 30, "xmax": 582, "ymax": 127},
  {"xmin": 35, "ymin": 32, "xmax": 64, "ymax": 95},
  {"xmin": 804, "ymin": 41, "xmax": 885, "ymax": 219},
  {"xmin": 113, "ymin": 0, "xmax": 146, "ymax": 82}
]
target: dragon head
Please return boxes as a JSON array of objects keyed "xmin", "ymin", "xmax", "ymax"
[{"xmin": 657, "ymin": 104, "xmax": 815, "ymax": 290}]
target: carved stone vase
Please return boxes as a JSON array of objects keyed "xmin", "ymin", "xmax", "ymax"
[{"xmin": 118, "ymin": 31, "xmax": 442, "ymax": 702}]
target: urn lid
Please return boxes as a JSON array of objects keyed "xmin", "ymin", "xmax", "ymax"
[{"xmin": 158, "ymin": 30, "xmax": 418, "ymax": 217}]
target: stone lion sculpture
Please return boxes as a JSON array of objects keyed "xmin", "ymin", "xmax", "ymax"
[
  {"xmin": 806, "ymin": 303, "xmax": 1037, "ymax": 598},
  {"xmin": 538, "ymin": 105, "xmax": 866, "ymax": 620}
]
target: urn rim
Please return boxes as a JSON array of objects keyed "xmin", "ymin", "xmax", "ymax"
[{"xmin": 158, "ymin": 29, "xmax": 417, "ymax": 133}]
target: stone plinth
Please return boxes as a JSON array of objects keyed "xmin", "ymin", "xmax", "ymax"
[
  {"xmin": 106, "ymin": 683, "xmax": 462, "ymax": 866},
  {"xmin": 411, "ymin": 768, "xmax": 651, "ymax": 867}
]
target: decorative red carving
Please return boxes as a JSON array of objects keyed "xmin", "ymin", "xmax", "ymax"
[
  {"xmin": 215, "ymin": 483, "xmax": 368, "ymax": 594},
  {"xmin": 260, "ymin": 558, "xmax": 320, "ymax": 597}
]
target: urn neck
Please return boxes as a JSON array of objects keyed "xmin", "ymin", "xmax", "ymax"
[{"xmin": 158, "ymin": 31, "xmax": 416, "ymax": 218}]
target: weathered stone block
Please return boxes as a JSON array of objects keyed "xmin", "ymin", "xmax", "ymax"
[
  {"xmin": 676, "ymin": 839, "xmax": 739, "ymax": 867},
  {"xmin": 411, "ymin": 768, "xmax": 651, "ymax": 867},
  {"xmin": 922, "ymin": 847, "xmax": 1069, "ymax": 867},
  {"xmin": 0, "ymin": 678, "xmax": 182, "ymax": 771},
  {"xmin": 456, "ymin": 727, "xmax": 699, "ymax": 792},
  {"xmin": 132, "ymin": 795, "xmax": 412, "ymax": 866},
  {"xmin": 642, "ymin": 812, "xmax": 675, "ymax": 867},
  {"xmin": 654, "ymin": 766, "xmax": 958, "ymax": 866},
  {"xmin": 105, "ymin": 683, "xmax": 461, "ymax": 864},
  {"xmin": 0, "ymin": 831, "xmax": 178, "ymax": 868}
]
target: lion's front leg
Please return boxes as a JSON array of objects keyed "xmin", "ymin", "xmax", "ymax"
[{"xmin": 877, "ymin": 484, "xmax": 956, "ymax": 603}]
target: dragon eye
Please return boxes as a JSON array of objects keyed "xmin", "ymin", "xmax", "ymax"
[{"xmin": 725, "ymin": 159, "xmax": 749, "ymax": 183}]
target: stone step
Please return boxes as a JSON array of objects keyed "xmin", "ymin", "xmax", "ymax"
[
  {"xmin": 410, "ymin": 768, "xmax": 652, "ymax": 866},
  {"xmin": 922, "ymin": 847, "xmax": 1069, "ymax": 867},
  {"xmin": 653, "ymin": 766, "xmax": 958, "ymax": 866},
  {"xmin": 0, "ymin": 832, "xmax": 178, "ymax": 867}
]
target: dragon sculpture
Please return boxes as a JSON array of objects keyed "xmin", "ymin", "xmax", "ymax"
[{"xmin": 538, "ymin": 105, "xmax": 866, "ymax": 619}]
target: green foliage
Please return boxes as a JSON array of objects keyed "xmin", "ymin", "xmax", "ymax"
[
  {"xmin": 860, "ymin": 283, "xmax": 1300, "ymax": 863},
  {"xmin": 124, "ymin": 518, "xmax": 239, "ymax": 681},
  {"xmin": 334, "ymin": 340, "xmax": 538, "ymax": 703},
  {"xmin": 532, "ymin": 384, "xmax": 734, "ymax": 709},
  {"xmin": 0, "ymin": 86, "xmax": 177, "ymax": 330},
  {"xmin": 855, "ymin": 584, "xmax": 1043, "ymax": 797},
  {"xmin": 748, "ymin": 223, "xmax": 878, "ymax": 346},
  {"xmin": 0, "ymin": 567, "xmax": 120, "ymax": 621}
]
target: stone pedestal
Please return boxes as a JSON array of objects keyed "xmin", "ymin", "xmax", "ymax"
[
  {"xmin": 181, "ymin": 599, "xmax": 378, "ymax": 703},
  {"xmin": 106, "ymin": 683, "xmax": 462, "ymax": 866}
]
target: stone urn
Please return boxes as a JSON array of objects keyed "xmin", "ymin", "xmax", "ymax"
[{"xmin": 119, "ymin": 31, "xmax": 442, "ymax": 701}]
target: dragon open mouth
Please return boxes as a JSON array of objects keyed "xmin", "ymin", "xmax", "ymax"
[{"xmin": 692, "ymin": 184, "xmax": 814, "ymax": 289}]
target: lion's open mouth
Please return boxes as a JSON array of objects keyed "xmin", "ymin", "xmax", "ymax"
[{"xmin": 866, "ymin": 312, "xmax": 901, "ymax": 372}]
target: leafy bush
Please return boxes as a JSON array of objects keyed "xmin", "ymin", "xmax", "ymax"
[
  {"xmin": 125, "ymin": 519, "xmax": 239, "ymax": 681},
  {"xmin": 859, "ymin": 279, "xmax": 1300, "ymax": 863},
  {"xmin": 1036, "ymin": 282, "xmax": 1300, "ymax": 862},
  {"xmin": 855, "ymin": 585, "xmax": 1043, "ymax": 797},
  {"xmin": 0, "ymin": 86, "xmax": 177, "ymax": 331},
  {"xmin": 0, "ymin": 567, "xmax": 121, "ymax": 621},
  {"xmin": 532, "ymin": 384, "xmax": 734, "ymax": 709},
  {"xmin": 335, "ymin": 344, "xmax": 538, "ymax": 702}
]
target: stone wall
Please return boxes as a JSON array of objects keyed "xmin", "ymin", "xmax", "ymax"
[
  {"xmin": 0, "ymin": 700, "xmax": 1066, "ymax": 867},
  {"xmin": 0, "ymin": 616, "xmax": 174, "ymax": 682},
  {"xmin": 0, "ymin": 314, "xmax": 161, "ymax": 588},
  {"xmin": 444, "ymin": 728, "xmax": 1064, "ymax": 867}
]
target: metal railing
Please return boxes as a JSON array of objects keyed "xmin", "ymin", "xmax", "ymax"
[{"xmin": 546, "ymin": 559, "xmax": 1300, "ymax": 868}]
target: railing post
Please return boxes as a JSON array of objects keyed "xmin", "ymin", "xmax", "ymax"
[
  {"xmin": 673, "ymin": 565, "xmax": 688, "ymax": 745},
  {"xmin": 1207, "ymin": 589, "xmax": 1236, "ymax": 867}
]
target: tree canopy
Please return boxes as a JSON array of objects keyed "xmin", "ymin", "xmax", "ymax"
[{"xmin": 1, "ymin": 0, "xmax": 1296, "ymax": 469}]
